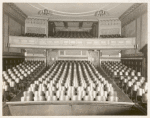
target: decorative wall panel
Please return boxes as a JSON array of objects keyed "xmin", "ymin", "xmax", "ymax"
[
  {"xmin": 99, "ymin": 19, "xmax": 121, "ymax": 36},
  {"xmin": 101, "ymin": 50, "xmax": 120, "ymax": 56},
  {"xmin": 60, "ymin": 50, "xmax": 65, "ymax": 55},
  {"xmin": 25, "ymin": 48, "xmax": 46, "ymax": 63},
  {"xmin": 58, "ymin": 50, "xmax": 87, "ymax": 57},
  {"xmin": 65, "ymin": 50, "xmax": 81, "ymax": 55},
  {"xmin": 25, "ymin": 18, "xmax": 48, "ymax": 35},
  {"xmin": 26, "ymin": 27, "xmax": 45, "ymax": 34},
  {"xmin": 101, "ymin": 28, "xmax": 120, "ymax": 35}
]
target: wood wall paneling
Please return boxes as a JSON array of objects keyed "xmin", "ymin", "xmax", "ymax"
[{"xmin": 3, "ymin": 58, "xmax": 24, "ymax": 71}]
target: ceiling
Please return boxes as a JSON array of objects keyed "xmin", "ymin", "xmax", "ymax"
[{"xmin": 15, "ymin": 3, "xmax": 134, "ymax": 21}]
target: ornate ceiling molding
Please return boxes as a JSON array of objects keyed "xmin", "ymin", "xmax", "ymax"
[
  {"xmin": 28, "ymin": 3, "xmax": 122, "ymax": 17},
  {"xmin": 119, "ymin": 3, "xmax": 142, "ymax": 20},
  {"xmin": 38, "ymin": 3, "xmax": 110, "ymax": 15},
  {"xmin": 119, "ymin": 3, "xmax": 147, "ymax": 27},
  {"xmin": 95, "ymin": 10, "xmax": 109, "ymax": 17},
  {"xmin": 99, "ymin": 19, "xmax": 121, "ymax": 26},
  {"xmin": 3, "ymin": 3, "xmax": 27, "ymax": 24},
  {"xmin": 6, "ymin": 3, "xmax": 27, "ymax": 19},
  {"xmin": 25, "ymin": 18, "xmax": 48, "ymax": 25}
]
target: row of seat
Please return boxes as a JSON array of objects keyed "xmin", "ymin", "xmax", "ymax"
[
  {"xmin": 101, "ymin": 61, "xmax": 141, "ymax": 77},
  {"xmin": 19, "ymin": 32, "xmax": 125, "ymax": 39},
  {"xmin": 101, "ymin": 61, "xmax": 147, "ymax": 105},
  {"xmin": 21, "ymin": 33, "xmax": 46, "ymax": 37},
  {"xmin": 21, "ymin": 61, "xmax": 118, "ymax": 102},
  {"xmin": 100, "ymin": 34, "xmax": 124, "ymax": 38},
  {"xmin": 2, "ymin": 61, "xmax": 45, "ymax": 102},
  {"xmin": 53, "ymin": 31, "xmax": 93, "ymax": 38}
]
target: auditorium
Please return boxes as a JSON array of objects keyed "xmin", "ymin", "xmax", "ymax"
[{"xmin": 2, "ymin": 3, "xmax": 148, "ymax": 115}]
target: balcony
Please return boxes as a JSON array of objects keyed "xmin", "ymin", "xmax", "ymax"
[{"xmin": 9, "ymin": 36, "xmax": 136, "ymax": 49}]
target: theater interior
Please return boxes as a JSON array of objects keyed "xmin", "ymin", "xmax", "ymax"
[{"xmin": 2, "ymin": 3, "xmax": 148, "ymax": 116}]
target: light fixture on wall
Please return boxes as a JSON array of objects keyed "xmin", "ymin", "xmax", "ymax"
[
  {"xmin": 38, "ymin": 9, "xmax": 53, "ymax": 16},
  {"xmin": 95, "ymin": 10, "xmax": 109, "ymax": 17}
]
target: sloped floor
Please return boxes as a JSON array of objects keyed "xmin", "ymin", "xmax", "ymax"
[{"xmin": 2, "ymin": 67, "xmax": 145, "ymax": 116}]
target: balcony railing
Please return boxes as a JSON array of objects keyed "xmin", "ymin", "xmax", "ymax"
[{"xmin": 9, "ymin": 36, "xmax": 136, "ymax": 49}]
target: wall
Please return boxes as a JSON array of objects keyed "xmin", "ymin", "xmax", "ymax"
[
  {"xmin": 88, "ymin": 51, "xmax": 99, "ymax": 68},
  {"xmin": 120, "ymin": 3, "xmax": 147, "ymax": 56},
  {"xmin": 119, "ymin": 3, "xmax": 147, "ymax": 77},
  {"xmin": 3, "ymin": 3, "xmax": 27, "ymax": 71},
  {"xmin": 47, "ymin": 49, "xmax": 59, "ymax": 66},
  {"xmin": 3, "ymin": 3, "xmax": 27, "ymax": 54},
  {"xmin": 46, "ymin": 49, "xmax": 100, "ymax": 67},
  {"xmin": 98, "ymin": 19, "xmax": 121, "ymax": 37},
  {"xmin": 100, "ymin": 50, "xmax": 121, "ymax": 62},
  {"xmin": 25, "ymin": 49, "xmax": 46, "ymax": 62},
  {"xmin": 54, "ymin": 21, "xmax": 93, "ymax": 32}
]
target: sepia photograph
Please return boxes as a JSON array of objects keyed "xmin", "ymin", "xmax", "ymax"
[{"xmin": 2, "ymin": 2, "xmax": 148, "ymax": 116}]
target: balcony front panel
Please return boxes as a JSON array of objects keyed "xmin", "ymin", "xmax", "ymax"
[{"xmin": 9, "ymin": 36, "xmax": 136, "ymax": 49}]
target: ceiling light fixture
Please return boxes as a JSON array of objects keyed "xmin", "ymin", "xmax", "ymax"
[
  {"xmin": 95, "ymin": 10, "xmax": 109, "ymax": 17},
  {"xmin": 38, "ymin": 9, "xmax": 53, "ymax": 16}
]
